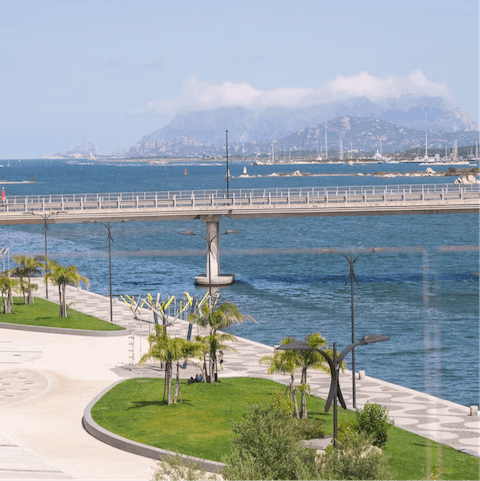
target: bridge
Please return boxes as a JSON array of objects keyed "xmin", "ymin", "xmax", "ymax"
[{"xmin": 1, "ymin": 182, "xmax": 478, "ymax": 285}]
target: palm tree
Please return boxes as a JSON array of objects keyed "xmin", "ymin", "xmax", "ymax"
[
  {"xmin": 298, "ymin": 333, "xmax": 331, "ymax": 419},
  {"xmin": 193, "ymin": 335, "xmax": 210, "ymax": 383},
  {"xmin": 0, "ymin": 274, "xmax": 18, "ymax": 314},
  {"xmin": 260, "ymin": 337, "xmax": 301, "ymax": 418},
  {"xmin": 44, "ymin": 262, "xmax": 89, "ymax": 317},
  {"xmin": 35, "ymin": 255, "xmax": 58, "ymax": 300},
  {"xmin": 139, "ymin": 325, "xmax": 180, "ymax": 405},
  {"xmin": 11, "ymin": 255, "xmax": 42, "ymax": 304},
  {"xmin": 189, "ymin": 301, "xmax": 254, "ymax": 382},
  {"xmin": 172, "ymin": 338, "xmax": 201, "ymax": 403}
]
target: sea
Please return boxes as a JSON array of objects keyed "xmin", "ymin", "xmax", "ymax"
[{"xmin": 1, "ymin": 159, "xmax": 478, "ymax": 407}]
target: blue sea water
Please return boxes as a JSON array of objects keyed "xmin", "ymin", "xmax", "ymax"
[{"xmin": 1, "ymin": 159, "xmax": 478, "ymax": 406}]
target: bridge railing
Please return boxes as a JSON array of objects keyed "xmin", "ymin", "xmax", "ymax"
[
  {"xmin": 1, "ymin": 183, "xmax": 478, "ymax": 206},
  {"xmin": 0, "ymin": 183, "xmax": 477, "ymax": 213}
]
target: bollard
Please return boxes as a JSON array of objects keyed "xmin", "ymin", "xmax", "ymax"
[
  {"xmin": 470, "ymin": 406, "xmax": 478, "ymax": 416},
  {"xmin": 359, "ymin": 370, "xmax": 365, "ymax": 380}
]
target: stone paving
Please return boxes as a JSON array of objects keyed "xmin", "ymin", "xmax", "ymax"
[
  {"xmin": 38, "ymin": 279, "xmax": 480, "ymax": 456},
  {"xmin": 0, "ymin": 280, "xmax": 478, "ymax": 479}
]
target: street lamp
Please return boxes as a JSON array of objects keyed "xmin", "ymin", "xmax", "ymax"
[
  {"xmin": 225, "ymin": 130, "xmax": 230, "ymax": 198},
  {"xmin": 90, "ymin": 220, "xmax": 128, "ymax": 323},
  {"xmin": 179, "ymin": 229, "xmax": 238, "ymax": 300},
  {"xmin": 23, "ymin": 210, "xmax": 65, "ymax": 299},
  {"xmin": 342, "ymin": 251, "xmax": 362, "ymax": 408},
  {"xmin": 277, "ymin": 334, "xmax": 389, "ymax": 447}
]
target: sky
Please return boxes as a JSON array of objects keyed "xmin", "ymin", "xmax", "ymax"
[{"xmin": 0, "ymin": 0, "xmax": 478, "ymax": 159}]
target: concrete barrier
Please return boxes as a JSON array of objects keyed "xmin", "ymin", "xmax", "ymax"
[{"xmin": 0, "ymin": 322, "xmax": 129, "ymax": 337}]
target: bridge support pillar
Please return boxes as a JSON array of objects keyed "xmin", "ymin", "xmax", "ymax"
[{"xmin": 195, "ymin": 215, "xmax": 235, "ymax": 287}]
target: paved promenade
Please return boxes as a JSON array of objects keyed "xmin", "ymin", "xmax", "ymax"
[{"xmin": 0, "ymin": 281, "xmax": 478, "ymax": 480}]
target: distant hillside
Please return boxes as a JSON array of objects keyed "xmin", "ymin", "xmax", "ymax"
[
  {"xmin": 138, "ymin": 95, "xmax": 477, "ymax": 147},
  {"xmin": 51, "ymin": 141, "xmax": 101, "ymax": 159},
  {"xmin": 119, "ymin": 116, "xmax": 479, "ymax": 159}
]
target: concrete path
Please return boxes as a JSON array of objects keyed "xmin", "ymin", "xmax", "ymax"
[{"xmin": 0, "ymin": 281, "xmax": 478, "ymax": 480}]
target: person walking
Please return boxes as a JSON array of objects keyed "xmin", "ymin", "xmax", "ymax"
[{"xmin": 1, "ymin": 187, "xmax": 5, "ymax": 202}]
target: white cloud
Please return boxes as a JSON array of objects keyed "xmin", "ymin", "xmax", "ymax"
[{"xmin": 139, "ymin": 71, "xmax": 453, "ymax": 115}]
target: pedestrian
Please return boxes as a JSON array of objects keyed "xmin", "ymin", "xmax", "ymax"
[{"xmin": 1, "ymin": 187, "xmax": 5, "ymax": 202}]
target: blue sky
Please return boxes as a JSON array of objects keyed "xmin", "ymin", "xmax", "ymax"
[{"xmin": 0, "ymin": 0, "xmax": 477, "ymax": 158}]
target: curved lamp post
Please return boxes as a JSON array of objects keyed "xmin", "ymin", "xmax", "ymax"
[
  {"xmin": 226, "ymin": 130, "xmax": 230, "ymax": 198},
  {"xmin": 90, "ymin": 220, "xmax": 128, "ymax": 323},
  {"xmin": 277, "ymin": 334, "xmax": 389, "ymax": 447},
  {"xmin": 23, "ymin": 210, "xmax": 66, "ymax": 299},
  {"xmin": 179, "ymin": 229, "xmax": 238, "ymax": 300},
  {"xmin": 342, "ymin": 251, "xmax": 362, "ymax": 408}
]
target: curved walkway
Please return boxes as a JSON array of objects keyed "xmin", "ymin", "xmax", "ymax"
[{"xmin": 0, "ymin": 281, "xmax": 478, "ymax": 480}]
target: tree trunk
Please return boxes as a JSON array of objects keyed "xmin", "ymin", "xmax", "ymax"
[
  {"xmin": 300, "ymin": 368, "xmax": 308, "ymax": 419},
  {"xmin": 27, "ymin": 275, "xmax": 33, "ymax": 305},
  {"xmin": 208, "ymin": 352, "xmax": 214, "ymax": 383},
  {"xmin": 61, "ymin": 284, "xmax": 67, "ymax": 318},
  {"xmin": 291, "ymin": 374, "xmax": 299, "ymax": 418},
  {"xmin": 8, "ymin": 289, "xmax": 13, "ymax": 314},
  {"xmin": 167, "ymin": 363, "xmax": 173, "ymax": 405},
  {"xmin": 174, "ymin": 361, "xmax": 182, "ymax": 403},
  {"xmin": 58, "ymin": 285, "xmax": 62, "ymax": 317},
  {"xmin": 202, "ymin": 356, "xmax": 207, "ymax": 382}
]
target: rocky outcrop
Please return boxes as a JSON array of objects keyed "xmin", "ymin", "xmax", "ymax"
[{"xmin": 454, "ymin": 174, "xmax": 479, "ymax": 185}]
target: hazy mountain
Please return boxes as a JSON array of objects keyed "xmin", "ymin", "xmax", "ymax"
[
  {"xmin": 139, "ymin": 95, "xmax": 477, "ymax": 147},
  {"xmin": 119, "ymin": 116, "xmax": 479, "ymax": 159},
  {"xmin": 52, "ymin": 141, "xmax": 101, "ymax": 159}
]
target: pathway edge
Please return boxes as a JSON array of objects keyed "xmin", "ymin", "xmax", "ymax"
[{"xmin": 0, "ymin": 322, "xmax": 129, "ymax": 336}]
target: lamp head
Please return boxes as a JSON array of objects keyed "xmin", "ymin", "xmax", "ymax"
[
  {"xmin": 276, "ymin": 340, "xmax": 309, "ymax": 351},
  {"xmin": 361, "ymin": 334, "xmax": 390, "ymax": 344}
]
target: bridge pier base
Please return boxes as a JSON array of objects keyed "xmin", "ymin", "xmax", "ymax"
[{"xmin": 194, "ymin": 215, "xmax": 235, "ymax": 287}]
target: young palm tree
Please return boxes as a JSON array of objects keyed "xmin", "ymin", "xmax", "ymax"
[
  {"xmin": 260, "ymin": 337, "xmax": 302, "ymax": 418},
  {"xmin": 35, "ymin": 255, "xmax": 58, "ymax": 300},
  {"xmin": 298, "ymin": 333, "xmax": 331, "ymax": 419},
  {"xmin": 172, "ymin": 338, "xmax": 201, "ymax": 403},
  {"xmin": 139, "ymin": 325, "xmax": 178, "ymax": 405},
  {"xmin": 11, "ymin": 255, "xmax": 43, "ymax": 304},
  {"xmin": 189, "ymin": 301, "xmax": 254, "ymax": 382},
  {"xmin": 44, "ymin": 262, "xmax": 89, "ymax": 318},
  {"xmin": 0, "ymin": 274, "xmax": 18, "ymax": 314}
]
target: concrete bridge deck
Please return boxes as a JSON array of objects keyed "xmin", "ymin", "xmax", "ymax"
[{"xmin": 0, "ymin": 183, "xmax": 478, "ymax": 225}]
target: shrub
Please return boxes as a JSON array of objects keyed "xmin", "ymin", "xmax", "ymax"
[
  {"xmin": 296, "ymin": 417, "xmax": 325, "ymax": 440},
  {"xmin": 221, "ymin": 403, "xmax": 318, "ymax": 480},
  {"xmin": 269, "ymin": 389, "xmax": 295, "ymax": 415},
  {"xmin": 319, "ymin": 432, "xmax": 395, "ymax": 480},
  {"xmin": 152, "ymin": 452, "xmax": 218, "ymax": 480},
  {"xmin": 354, "ymin": 402, "xmax": 394, "ymax": 448}
]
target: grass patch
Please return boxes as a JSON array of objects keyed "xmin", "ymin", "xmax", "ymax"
[
  {"xmin": 91, "ymin": 377, "xmax": 479, "ymax": 479},
  {"xmin": 0, "ymin": 297, "xmax": 124, "ymax": 331}
]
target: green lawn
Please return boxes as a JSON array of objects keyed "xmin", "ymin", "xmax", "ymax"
[
  {"xmin": 0, "ymin": 297, "xmax": 124, "ymax": 331},
  {"xmin": 91, "ymin": 377, "xmax": 479, "ymax": 480}
]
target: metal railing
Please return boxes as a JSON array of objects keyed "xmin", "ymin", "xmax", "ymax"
[{"xmin": 0, "ymin": 183, "xmax": 477, "ymax": 214}]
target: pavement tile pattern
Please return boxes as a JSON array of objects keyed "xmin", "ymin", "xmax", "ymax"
[{"xmin": 0, "ymin": 279, "xmax": 478, "ymax": 479}]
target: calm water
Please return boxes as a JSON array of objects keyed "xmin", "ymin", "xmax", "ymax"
[{"xmin": 1, "ymin": 159, "xmax": 478, "ymax": 406}]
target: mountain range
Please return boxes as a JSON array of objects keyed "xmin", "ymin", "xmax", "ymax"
[{"xmin": 56, "ymin": 95, "xmax": 479, "ymax": 159}]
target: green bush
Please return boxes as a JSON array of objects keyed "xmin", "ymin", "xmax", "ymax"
[
  {"xmin": 354, "ymin": 402, "xmax": 394, "ymax": 448},
  {"xmin": 319, "ymin": 432, "xmax": 395, "ymax": 480},
  {"xmin": 296, "ymin": 417, "xmax": 325, "ymax": 440},
  {"xmin": 221, "ymin": 403, "xmax": 318, "ymax": 480}
]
